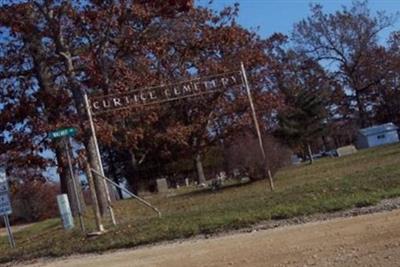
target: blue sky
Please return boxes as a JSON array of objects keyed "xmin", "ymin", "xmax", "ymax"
[{"xmin": 197, "ymin": 0, "xmax": 400, "ymax": 43}]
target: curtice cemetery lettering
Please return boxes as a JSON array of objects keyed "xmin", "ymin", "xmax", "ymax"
[{"xmin": 89, "ymin": 71, "xmax": 242, "ymax": 115}]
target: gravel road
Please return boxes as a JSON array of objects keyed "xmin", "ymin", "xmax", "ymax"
[{"xmin": 16, "ymin": 208, "xmax": 400, "ymax": 267}]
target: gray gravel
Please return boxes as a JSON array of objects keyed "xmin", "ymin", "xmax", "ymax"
[{"xmin": 247, "ymin": 196, "xmax": 400, "ymax": 233}]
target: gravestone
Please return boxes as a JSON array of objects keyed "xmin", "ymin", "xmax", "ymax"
[
  {"xmin": 240, "ymin": 176, "xmax": 250, "ymax": 183},
  {"xmin": 232, "ymin": 168, "xmax": 240, "ymax": 178},
  {"xmin": 156, "ymin": 178, "xmax": 169, "ymax": 193},
  {"xmin": 336, "ymin": 145, "xmax": 357, "ymax": 157},
  {"xmin": 291, "ymin": 155, "xmax": 302, "ymax": 165}
]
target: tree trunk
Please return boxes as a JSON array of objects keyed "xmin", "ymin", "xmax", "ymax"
[
  {"xmin": 126, "ymin": 150, "xmax": 140, "ymax": 195},
  {"xmin": 322, "ymin": 135, "xmax": 329, "ymax": 151},
  {"xmin": 54, "ymin": 143, "xmax": 86, "ymax": 216},
  {"xmin": 24, "ymin": 28, "xmax": 88, "ymax": 216},
  {"xmin": 25, "ymin": 8, "xmax": 108, "ymax": 217},
  {"xmin": 355, "ymin": 90, "xmax": 368, "ymax": 128},
  {"xmin": 57, "ymin": 152, "xmax": 68, "ymax": 196},
  {"xmin": 307, "ymin": 143, "xmax": 314, "ymax": 165},
  {"xmin": 66, "ymin": 140, "xmax": 86, "ymax": 214},
  {"xmin": 55, "ymin": 32, "xmax": 109, "ymax": 217},
  {"xmin": 194, "ymin": 153, "xmax": 206, "ymax": 185},
  {"xmin": 55, "ymin": 146, "xmax": 74, "ymax": 212},
  {"xmin": 108, "ymin": 150, "xmax": 123, "ymax": 200},
  {"xmin": 26, "ymin": 34, "xmax": 63, "ymax": 190}
]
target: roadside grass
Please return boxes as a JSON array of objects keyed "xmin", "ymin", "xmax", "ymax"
[{"xmin": 1, "ymin": 143, "xmax": 400, "ymax": 263}]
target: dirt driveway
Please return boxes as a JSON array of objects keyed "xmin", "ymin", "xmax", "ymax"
[{"xmin": 17, "ymin": 209, "xmax": 400, "ymax": 267}]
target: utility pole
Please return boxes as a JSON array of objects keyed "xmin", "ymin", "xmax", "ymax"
[
  {"xmin": 83, "ymin": 93, "xmax": 116, "ymax": 226},
  {"xmin": 84, "ymin": 161, "xmax": 104, "ymax": 233},
  {"xmin": 240, "ymin": 62, "xmax": 275, "ymax": 191}
]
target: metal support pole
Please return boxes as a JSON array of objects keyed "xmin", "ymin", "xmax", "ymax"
[
  {"xmin": 91, "ymin": 168, "xmax": 162, "ymax": 218},
  {"xmin": 240, "ymin": 62, "xmax": 275, "ymax": 191},
  {"xmin": 83, "ymin": 93, "xmax": 117, "ymax": 226},
  {"xmin": 3, "ymin": 215, "xmax": 15, "ymax": 248},
  {"xmin": 65, "ymin": 137, "xmax": 85, "ymax": 233}
]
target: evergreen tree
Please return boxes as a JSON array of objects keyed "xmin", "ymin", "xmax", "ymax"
[
  {"xmin": 273, "ymin": 54, "xmax": 331, "ymax": 164},
  {"xmin": 276, "ymin": 88, "xmax": 328, "ymax": 164}
]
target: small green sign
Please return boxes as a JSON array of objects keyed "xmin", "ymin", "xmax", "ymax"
[{"xmin": 49, "ymin": 127, "xmax": 77, "ymax": 139}]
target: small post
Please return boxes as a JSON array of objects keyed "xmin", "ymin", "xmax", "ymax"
[
  {"xmin": 57, "ymin": 194, "xmax": 75, "ymax": 230},
  {"xmin": 267, "ymin": 169, "xmax": 274, "ymax": 191},
  {"xmin": 65, "ymin": 137, "xmax": 85, "ymax": 233},
  {"xmin": 85, "ymin": 161, "xmax": 104, "ymax": 233},
  {"xmin": 3, "ymin": 215, "xmax": 15, "ymax": 248},
  {"xmin": 240, "ymin": 62, "xmax": 275, "ymax": 191},
  {"xmin": 83, "ymin": 93, "xmax": 116, "ymax": 226}
]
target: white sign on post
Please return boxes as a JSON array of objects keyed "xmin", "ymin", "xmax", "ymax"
[
  {"xmin": 0, "ymin": 195, "xmax": 12, "ymax": 215},
  {"xmin": 0, "ymin": 168, "xmax": 15, "ymax": 248},
  {"xmin": 0, "ymin": 168, "xmax": 12, "ymax": 215},
  {"xmin": 57, "ymin": 194, "xmax": 74, "ymax": 230},
  {"xmin": 0, "ymin": 168, "xmax": 7, "ymax": 185}
]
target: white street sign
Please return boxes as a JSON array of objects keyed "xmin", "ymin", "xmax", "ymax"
[
  {"xmin": 0, "ymin": 194, "xmax": 11, "ymax": 215},
  {"xmin": 0, "ymin": 183, "xmax": 7, "ymax": 193},
  {"xmin": 0, "ymin": 168, "xmax": 12, "ymax": 215},
  {"xmin": 0, "ymin": 168, "xmax": 6, "ymax": 184}
]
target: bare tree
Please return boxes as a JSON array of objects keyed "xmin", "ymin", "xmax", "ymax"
[{"xmin": 292, "ymin": 1, "xmax": 397, "ymax": 127}]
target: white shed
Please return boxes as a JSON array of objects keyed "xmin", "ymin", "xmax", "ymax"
[{"xmin": 356, "ymin": 123, "xmax": 399, "ymax": 149}]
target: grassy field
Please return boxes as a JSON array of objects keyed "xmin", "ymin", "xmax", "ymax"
[{"xmin": 1, "ymin": 143, "xmax": 400, "ymax": 263}]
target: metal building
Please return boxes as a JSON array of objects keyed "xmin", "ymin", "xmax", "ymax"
[{"xmin": 356, "ymin": 123, "xmax": 399, "ymax": 149}]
